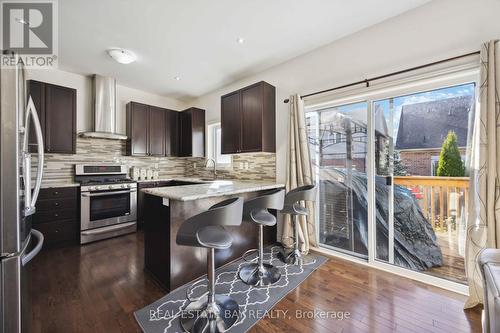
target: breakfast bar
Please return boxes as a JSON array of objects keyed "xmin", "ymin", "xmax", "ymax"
[{"xmin": 141, "ymin": 180, "xmax": 284, "ymax": 291}]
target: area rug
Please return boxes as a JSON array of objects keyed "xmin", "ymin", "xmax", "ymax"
[{"xmin": 134, "ymin": 245, "xmax": 327, "ymax": 333}]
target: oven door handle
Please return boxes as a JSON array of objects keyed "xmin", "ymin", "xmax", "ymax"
[{"xmin": 81, "ymin": 189, "xmax": 136, "ymax": 197}]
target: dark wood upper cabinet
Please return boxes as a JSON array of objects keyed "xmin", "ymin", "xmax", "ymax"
[
  {"xmin": 127, "ymin": 102, "xmax": 188, "ymax": 157},
  {"xmin": 179, "ymin": 107, "xmax": 205, "ymax": 157},
  {"xmin": 221, "ymin": 91, "xmax": 241, "ymax": 154},
  {"xmin": 126, "ymin": 102, "xmax": 149, "ymax": 156},
  {"xmin": 27, "ymin": 80, "xmax": 76, "ymax": 154},
  {"xmin": 165, "ymin": 110, "xmax": 179, "ymax": 157},
  {"xmin": 220, "ymin": 81, "xmax": 275, "ymax": 154},
  {"xmin": 148, "ymin": 106, "xmax": 166, "ymax": 156}
]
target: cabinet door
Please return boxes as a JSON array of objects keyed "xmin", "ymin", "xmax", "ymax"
[
  {"xmin": 240, "ymin": 84, "xmax": 262, "ymax": 152},
  {"xmin": 191, "ymin": 108, "xmax": 205, "ymax": 157},
  {"xmin": 179, "ymin": 111, "xmax": 192, "ymax": 157},
  {"xmin": 149, "ymin": 106, "xmax": 166, "ymax": 156},
  {"xmin": 44, "ymin": 84, "xmax": 76, "ymax": 153},
  {"xmin": 129, "ymin": 103, "xmax": 149, "ymax": 156},
  {"xmin": 27, "ymin": 81, "xmax": 46, "ymax": 153},
  {"xmin": 165, "ymin": 110, "xmax": 179, "ymax": 156},
  {"xmin": 221, "ymin": 91, "xmax": 241, "ymax": 154}
]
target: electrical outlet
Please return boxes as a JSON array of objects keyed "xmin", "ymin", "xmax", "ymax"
[
  {"xmin": 245, "ymin": 162, "xmax": 249, "ymax": 170},
  {"xmin": 193, "ymin": 163, "xmax": 197, "ymax": 169},
  {"xmin": 154, "ymin": 163, "xmax": 159, "ymax": 169},
  {"xmin": 239, "ymin": 162, "xmax": 244, "ymax": 170}
]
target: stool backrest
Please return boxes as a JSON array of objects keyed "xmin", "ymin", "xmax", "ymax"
[
  {"xmin": 176, "ymin": 197, "xmax": 244, "ymax": 246},
  {"xmin": 284, "ymin": 184, "xmax": 316, "ymax": 207},
  {"xmin": 244, "ymin": 189, "xmax": 285, "ymax": 217}
]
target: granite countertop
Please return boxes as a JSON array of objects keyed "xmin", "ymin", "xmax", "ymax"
[
  {"xmin": 141, "ymin": 180, "xmax": 284, "ymax": 201},
  {"xmin": 40, "ymin": 182, "xmax": 80, "ymax": 189},
  {"xmin": 136, "ymin": 177, "xmax": 212, "ymax": 183}
]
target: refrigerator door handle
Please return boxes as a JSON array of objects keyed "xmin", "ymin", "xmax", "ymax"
[
  {"xmin": 23, "ymin": 96, "xmax": 44, "ymax": 216},
  {"xmin": 21, "ymin": 229, "xmax": 44, "ymax": 266}
]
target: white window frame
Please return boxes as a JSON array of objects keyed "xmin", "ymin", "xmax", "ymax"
[
  {"xmin": 304, "ymin": 60, "xmax": 479, "ymax": 296},
  {"xmin": 207, "ymin": 122, "xmax": 232, "ymax": 167}
]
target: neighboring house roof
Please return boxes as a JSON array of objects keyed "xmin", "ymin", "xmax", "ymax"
[{"xmin": 395, "ymin": 95, "xmax": 472, "ymax": 150}]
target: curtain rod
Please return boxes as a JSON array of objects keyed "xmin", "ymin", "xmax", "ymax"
[{"xmin": 283, "ymin": 50, "xmax": 480, "ymax": 103}]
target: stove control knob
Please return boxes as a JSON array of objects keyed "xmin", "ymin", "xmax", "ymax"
[
  {"xmin": 95, "ymin": 186, "xmax": 101, "ymax": 190},
  {"xmin": 89, "ymin": 186, "xmax": 96, "ymax": 191},
  {"xmin": 126, "ymin": 184, "xmax": 132, "ymax": 188},
  {"xmin": 121, "ymin": 184, "xmax": 126, "ymax": 188}
]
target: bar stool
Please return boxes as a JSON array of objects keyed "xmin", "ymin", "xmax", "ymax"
[
  {"xmin": 239, "ymin": 189, "xmax": 285, "ymax": 286},
  {"xmin": 279, "ymin": 184, "xmax": 316, "ymax": 265},
  {"xmin": 176, "ymin": 197, "xmax": 244, "ymax": 333}
]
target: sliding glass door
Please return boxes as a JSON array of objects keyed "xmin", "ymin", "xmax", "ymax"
[
  {"xmin": 306, "ymin": 102, "xmax": 369, "ymax": 258},
  {"xmin": 305, "ymin": 76, "xmax": 477, "ymax": 289},
  {"xmin": 372, "ymin": 84, "xmax": 475, "ymax": 284}
]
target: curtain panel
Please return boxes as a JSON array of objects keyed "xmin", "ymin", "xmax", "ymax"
[
  {"xmin": 281, "ymin": 94, "xmax": 317, "ymax": 252},
  {"xmin": 465, "ymin": 40, "xmax": 500, "ymax": 309}
]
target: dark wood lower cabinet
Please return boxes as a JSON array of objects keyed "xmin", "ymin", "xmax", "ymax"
[{"xmin": 33, "ymin": 187, "xmax": 79, "ymax": 249}]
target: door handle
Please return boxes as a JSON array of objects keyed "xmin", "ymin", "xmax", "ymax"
[
  {"xmin": 23, "ymin": 96, "xmax": 45, "ymax": 216},
  {"xmin": 22, "ymin": 229, "xmax": 44, "ymax": 266},
  {"xmin": 386, "ymin": 176, "xmax": 393, "ymax": 186},
  {"xmin": 81, "ymin": 189, "xmax": 136, "ymax": 197}
]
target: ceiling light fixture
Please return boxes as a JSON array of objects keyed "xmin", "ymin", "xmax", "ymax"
[
  {"xmin": 236, "ymin": 37, "xmax": 245, "ymax": 44},
  {"xmin": 174, "ymin": 76, "xmax": 181, "ymax": 81},
  {"xmin": 107, "ymin": 48, "xmax": 137, "ymax": 64}
]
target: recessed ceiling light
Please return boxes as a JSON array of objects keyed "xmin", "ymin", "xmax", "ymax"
[
  {"xmin": 107, "ymin": 48, "xmax": 137, "ymax": 64},
  {"xmin": 236, "ymin": 37, "xmax": 245, "ymax": 44},
  {"xmin": 174, "ymin": 76, "xmax": 181, "ymax": 81}
]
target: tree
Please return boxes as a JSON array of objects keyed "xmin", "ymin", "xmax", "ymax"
[{"xmin": 436, "ymin": 131, "xmax": 465, "ymax": 177}]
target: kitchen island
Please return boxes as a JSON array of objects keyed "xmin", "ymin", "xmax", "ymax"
[{"xmin": 142, "ymin": 180, "xmax": 284, "ymax": 291}]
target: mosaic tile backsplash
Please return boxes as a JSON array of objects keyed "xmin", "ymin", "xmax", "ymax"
[{"xmin": 32, "ymin": 137, "xmax": 276, "ymax": 187}]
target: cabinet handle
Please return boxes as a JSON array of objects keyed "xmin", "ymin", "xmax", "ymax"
[
  {"xmin": 53, "ymin": 191, "xmax": 59, "ymax": 195},
  {"xmin": 54, "ymin": 213, "xmax": 59, "ymax": 217},
  {"xmin": 54, "ymin": 202, "xmax": 59, "ymax": 206}
]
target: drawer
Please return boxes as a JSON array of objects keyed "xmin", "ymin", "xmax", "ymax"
[
  {"xmin": 36, "ymin": 197, "xmax": 77, "ymax": 212},
  {"xmin": 39, "ymin": 187, "xmax": 77, "ymax": 200},
  {"xmin": 34, "ymin": 219, "xmax": 77, "ymax": 247},
  {"xmin": 33, "ymin": 208, "xmax": 76, "ymax": 224}
]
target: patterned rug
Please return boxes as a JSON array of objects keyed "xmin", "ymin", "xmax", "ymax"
[{"xmin": 134, "ymin": 246, "xmax": 327, "ymax": 333}]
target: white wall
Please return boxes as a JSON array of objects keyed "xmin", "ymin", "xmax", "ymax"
[
  {"xmin": 190, "ymin": 0, "xmax": 500, "ymax": 183},
  {"xmin": 25, "ymin": 68, "xmax": 186, "ymax": 134}
]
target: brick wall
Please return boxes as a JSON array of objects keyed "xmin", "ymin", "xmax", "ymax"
[{"xmin": 399, "ymin": 148, "xmax": 466, "ymax": 176}]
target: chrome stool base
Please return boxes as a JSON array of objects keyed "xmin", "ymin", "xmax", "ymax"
[
  {"xmin": 180, "ymin": 294, "xmax": 240, "ymax": 333},
  {"xmin": 239, "ymin": 262, "xmax": 281, "ymax": 286},
  {"xmin": 279, "ymin": 248, "xmax": 314, "ymax": 266}
]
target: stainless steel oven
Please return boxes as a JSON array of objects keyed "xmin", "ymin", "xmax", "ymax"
[{"xmin": 76, "ymin": 165, "xmax": 137, "ymax": 244}]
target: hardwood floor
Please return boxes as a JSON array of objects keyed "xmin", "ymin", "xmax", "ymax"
[
  {"xmin": 426, "ymin": 229, "xmax": 467, "ymax": 284},
  {"xmin": 31, "ymin": 231, "xmax": 482, "ymax": 333}
]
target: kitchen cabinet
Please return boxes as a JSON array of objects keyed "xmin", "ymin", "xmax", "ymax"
[
  {"xmin": 149, "ymin": 106, "xmax": 166, "ymax": 156},
  {"xmin": 220, "ymin": 81, "xmax": 275, "ymax": 154},
  {"xmin": 126, "ymin": 102, "xmax": 181, "ymax": 157},
  {"xmin": 33, "ymin": 187, "xmax": 79, "ymax": 248},
  {"xmin": 165, "ymin": 110, "xmax": 179, "ymax": 156},
  {"xmin": 27, "ymin": 80, "xmax": 76, "ymax": 154},
  {"xmin": 179, "ymin": 107, "xmax": 205, "ymax": 157}
]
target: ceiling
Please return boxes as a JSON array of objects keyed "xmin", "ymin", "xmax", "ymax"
[{"xmin": 59, "ymin": 0, "xmax": 431, "ymax": 100}]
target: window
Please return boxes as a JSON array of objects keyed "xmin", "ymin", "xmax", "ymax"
[
  {"xmin": 207, "ymin": 123, "xmax": 231, "ymax": 166},
  {"xmin": 305, "ymin": 65, "xmax": 478, "ymax": 290}
]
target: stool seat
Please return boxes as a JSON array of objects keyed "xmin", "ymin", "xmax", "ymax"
[
  {"xmin": 197, "ymin": 226, "xmax": 233, "ymax": 249},
  {"xmin": 250, "ymin": 209, "xmax": 276, "ymax": 226}
]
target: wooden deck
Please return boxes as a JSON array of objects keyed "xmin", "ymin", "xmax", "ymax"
[
  {"xmin": 426, "ymin": 229, "xmax": 467, "ymax": 284},
  {"xmin": 30, "ymin": 231, "xmax": 481, "ymax": 332}
]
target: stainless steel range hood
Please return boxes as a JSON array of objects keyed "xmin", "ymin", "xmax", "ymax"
[{"xmin": 80, "ymin": 75, "xmax": 127, "ymax": 140}]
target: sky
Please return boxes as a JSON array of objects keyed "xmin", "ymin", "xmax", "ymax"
[{"xmin": 318, "ymin": 82, "xmax": 476, "ymax": 139}]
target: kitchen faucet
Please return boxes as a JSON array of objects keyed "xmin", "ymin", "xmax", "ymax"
[{"xmin": 205, "ymin": 158, "xmax": 217, "ymax": 180}]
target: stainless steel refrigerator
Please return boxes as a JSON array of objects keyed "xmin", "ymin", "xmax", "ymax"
[{"xmin": 0, "ymin": 52, "xmax": 45, "ymax": 333}]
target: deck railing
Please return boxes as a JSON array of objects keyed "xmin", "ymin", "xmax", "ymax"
[{"xmin": 393, "ymin": 176, "xmax": 470, "ymax": 230}]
